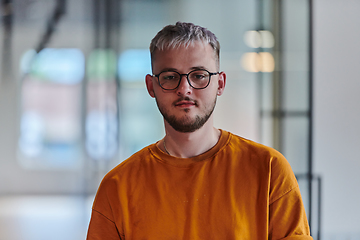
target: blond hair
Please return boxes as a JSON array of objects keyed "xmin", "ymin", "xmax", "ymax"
[{"xmin": 150, "ymin": 22, "xmax": 220, "ymax": 70}]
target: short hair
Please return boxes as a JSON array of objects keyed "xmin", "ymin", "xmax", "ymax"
[{"xmin": 150, "ymin": 22, "xmax": 220, "ymax": 70}]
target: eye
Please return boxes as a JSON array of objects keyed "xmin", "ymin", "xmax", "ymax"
[
  {"xmin": 190, "ymin": 70, "xmax": 209, "ymax": 81},
  {"xmin": 163, "ymin": 75, "xmax": 176, "ymax": 80},
  {"xmin": 160, "ymin": 72, "xmax": 180, "ymax": 81},
  {"xmin": 194, "ymin": 74, "xmax": 206, "ymax": 79}
]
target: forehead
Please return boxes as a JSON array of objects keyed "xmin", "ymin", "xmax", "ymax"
[{"xmin": 151, "ymin": 41, "xmax": 217, "ymax": 72}]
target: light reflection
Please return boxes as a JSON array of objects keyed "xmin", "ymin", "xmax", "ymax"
[
  {"xmin": 259, "ymin": 31, "xmax": 275, "ymax": 48},
  {"xmin": 244, "ymin": 30, "xmax": 262, "ymax": 48},
  {"xmin": 259, "ymin": 52, "xmax": 275, "ymax": 72},
  {"xmin": 241, "ymin": 52, "xmax": 261, "ymax": 72},
  {"xmin": 244, "ymin": 30, "xmax": 275, "ymax": 49},
  {"xmin": 241, "ymin": 52, "xmax": 275, "ymax": 72}
]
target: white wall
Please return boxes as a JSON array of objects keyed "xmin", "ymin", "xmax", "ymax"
[{"xmin": 314, "ymin": 0, "xmax": 360, "ymax": 238}]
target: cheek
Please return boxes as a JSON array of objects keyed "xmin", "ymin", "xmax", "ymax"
[
  {"xmin": 197, "ymin": 90, "xmax": 218, "ymax": 107},
  {"xmin": 205, "ymin": 85, "xmax": 220, "ymax": 98},
  {"xmin": 153, "ymin": 89, "xmax": 174, "ymax": 104}
]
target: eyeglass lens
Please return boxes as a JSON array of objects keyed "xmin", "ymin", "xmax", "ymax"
[{"xmin": 158, "ymin": 70, "xmax": 210, "ymax": 90}]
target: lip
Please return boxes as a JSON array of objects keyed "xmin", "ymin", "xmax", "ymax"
[{"xmin": 174, "ymin": 100, "xmax": 196, "ymax": 108}]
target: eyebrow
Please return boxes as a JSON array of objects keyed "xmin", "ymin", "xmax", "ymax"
[
  {"xmin": 159, "ymin": 66, "xmax": 209, "ymax": 73},
  {"xmin": 190, "ymin": 66, "xmax": 208, "ymax": 71},
  {"xmin": 160, "ymin": 67, "xmax": 178, "ymax": 72}
]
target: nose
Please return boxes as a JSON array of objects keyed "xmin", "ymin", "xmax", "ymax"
[{"xmin": 176, "ymin": 75, "xmax": 192, "ymax": 95}]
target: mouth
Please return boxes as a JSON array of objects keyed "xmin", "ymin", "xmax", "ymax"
[
  {"xmin": 174, "ymin": 98, "xmax": 197, "ymax": 108},
  {"xmin": 175, "ymin": 101, "xmax": 196, "ymax": 108}
]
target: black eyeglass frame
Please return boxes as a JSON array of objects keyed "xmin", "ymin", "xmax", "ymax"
[{"xmin": 153, "ymin": 69, "xmax": 220, "ymax": 90}]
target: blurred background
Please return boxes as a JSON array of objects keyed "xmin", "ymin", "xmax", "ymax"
[{"xmin": 0, "ymin": 0, "xmax": 359, "ymax": 239}]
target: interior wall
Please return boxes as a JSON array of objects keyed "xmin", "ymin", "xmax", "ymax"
[
  {"xmin": 313, "ymin": 0, "xmax": 360, "ymax": 238},
  {"xmin": 0, "ymin": 0, "xmax": 261, "ymax": 195}
]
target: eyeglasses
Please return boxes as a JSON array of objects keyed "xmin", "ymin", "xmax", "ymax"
[{"xmin": 153, "ymin": 69, "xmax": 219, "ymax": 90}]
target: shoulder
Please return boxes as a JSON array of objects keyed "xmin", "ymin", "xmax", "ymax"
[
  {"xmin": 228, "ymin": 131, "xmax": 294, "ymax": 171},
  {"xmin": 92, "ymin": 144, "xmax": 156, "ymax": 209},
  {"xmin": 224, "ymin": 131, "xmax": 298, "ymax": 196},
  {"xmin": 103, "ymin": 143, "xmax": 156, "ymax": 182},
  {"xmin": 225, "ymin": 131, "xmax": 286, "ymax": 164}
]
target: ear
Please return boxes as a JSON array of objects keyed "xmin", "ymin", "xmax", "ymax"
[
  {"xmin": 217, "ymin": 71, "xmax": 226, "ymax": 96},
  {"xmin": 145, "ymin": 74, "xmax": 156, "ymax": 98}
]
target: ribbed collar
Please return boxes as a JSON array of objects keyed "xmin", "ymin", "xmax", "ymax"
[{"xmin": 148, "ymin": 129, "xmax": 231, "ymax": 168}]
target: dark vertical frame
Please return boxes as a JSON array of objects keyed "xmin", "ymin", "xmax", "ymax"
[
  {"xmin": 93, "ymin": 0, "xmax": 100, "ymax": 48},
  {"xmin": 260, "ymin": 0, "xmax": 321, "ymax": 239},
  {"xmin": 308, "ymin": 0, "xmax": 314, "ymax": 229},
  {"xmin": 84, "ymin": 0, "xmax": 121, "ymax": 194},
  {"xmin": 270, "ymin": 0, "xmax": 284, "ymax": 152},
  {"xmin": 308, "ymin": 1, "xmax": 322, "ymax": 239},
  {"xmin": 1, "ymin": 0, "xmax": 13, "ymax": 82},
  {"xmin": 35, "ymin": 0, "xmax": 66, "ymax": 52}
]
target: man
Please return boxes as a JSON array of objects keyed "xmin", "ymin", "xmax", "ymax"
[{"xmin": 87, "ymin": 22, "xmax": 312, "ymax": 240}]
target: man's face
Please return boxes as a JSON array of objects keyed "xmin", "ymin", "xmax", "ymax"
[{"xmin": 145, "ymin": 41, "xmax": 226, "ymax": 133}]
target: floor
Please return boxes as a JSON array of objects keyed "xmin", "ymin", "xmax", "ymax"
[{"xmin": 0, "ymin": 195, "xmax": 94, "ymax": 240}]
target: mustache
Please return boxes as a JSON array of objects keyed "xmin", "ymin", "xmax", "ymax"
[{"xmin": 173, "ymin": 97, "xmax": 197, "ymax": 105}]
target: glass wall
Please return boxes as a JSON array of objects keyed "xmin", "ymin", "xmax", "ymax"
[
  {"xmin": 257, "ymin": 1, "xmax": 319, "ymax": 238},
  {"xmin": 0, "ymin": 0, "xmax": 315, "ymax": 239}
]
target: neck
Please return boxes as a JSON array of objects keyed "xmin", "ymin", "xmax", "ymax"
[{"xmin": 161, "ymin": 121, "xmax": 221, "ymax": 158}]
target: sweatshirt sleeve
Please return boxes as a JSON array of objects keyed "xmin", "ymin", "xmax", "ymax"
[
  {"xmin": 269, "ymin": 186, "xmax": 313, "ymax": 240},
  {"xmin": 87, "ymin": 209, "xmax": 122, "ymax": 240},
  {"xmin": 268, "ymin": 154, "xmax": 313, "ymax": 240},
  {"xmin": 86, "ymin": 175, "xmax": 124, "ymax": 240}
]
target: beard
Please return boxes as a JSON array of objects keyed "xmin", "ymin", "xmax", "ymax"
[{"xmin": 155, "ymin": 96, "xmax": 217, "ymax": 133}]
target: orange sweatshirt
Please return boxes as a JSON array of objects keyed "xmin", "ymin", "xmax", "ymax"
[{"xmin": 87, "ymin": 130, "xmax": 312, "ymax": 240}]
